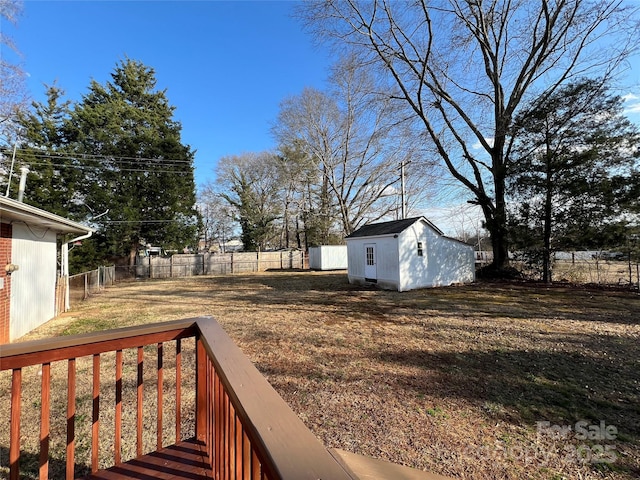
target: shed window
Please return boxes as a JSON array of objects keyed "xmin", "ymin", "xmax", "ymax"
[
  {"xmin": 366, "ymin": 246, "xmax": 375, "ymax": 265},
  {"xmin": 417, "ymin": 242, "xmax": 423, "ymax": 257}
]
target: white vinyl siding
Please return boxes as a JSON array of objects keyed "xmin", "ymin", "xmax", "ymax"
[{"xmin": 10, "ymin": 223, "xmax": 58, "ymax": 340}]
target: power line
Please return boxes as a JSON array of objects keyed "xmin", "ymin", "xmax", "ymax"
[
  {"xmin": 0, "ymin": 150, "xmax": 193, "ymax": 175},
  {"xmin": 0, "ymin": 147, "xmax": 194, "ymax": 166},
  {"xmin": 6, "ymin": 159, "xmax": 191, "ymax": 175},
  {"xmin": 100, "ymin": 219, "xmax": 195, "ymax": 224}
]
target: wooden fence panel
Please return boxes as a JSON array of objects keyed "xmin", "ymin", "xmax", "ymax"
[{"xmin": 137, "ymin": 252, "xmax": 306, "ymax": 280}]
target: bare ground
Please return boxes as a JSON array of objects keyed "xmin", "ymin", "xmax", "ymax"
[{"xmin": 2, "ymin": 271, "xmax": 639, "ymax": 480}]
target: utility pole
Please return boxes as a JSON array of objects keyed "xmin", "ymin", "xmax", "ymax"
[
  {"xmin": 400, "ymin": 160, "xmax": 408, "ymax": 219},
  {"xmin": 4, "ymin": 144, "xmax": 17, "ymax": 197}
]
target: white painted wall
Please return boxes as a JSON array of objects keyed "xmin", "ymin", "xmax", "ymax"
[
  {"xmin": 398, "ymin": 222, "xmax": 474, "ymax": 291},
  {"xmin": 10, "ymin": 223, "xmax": 58, "ymax": 340},
  {"xmin": 308, "ymin": 245, "xmax": 348, "ymax": 270},
  {"xmin": 346, "ymin": 236, "xmax": 400, "ymax": 290},
  {"xmin": 397, "ymin": 221, "xmax": 435, "ymax": 291}
]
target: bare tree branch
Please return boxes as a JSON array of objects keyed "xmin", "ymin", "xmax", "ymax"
[{"xmin": 299, "ymin": 0, "xmax": 640, "ymax": 269}]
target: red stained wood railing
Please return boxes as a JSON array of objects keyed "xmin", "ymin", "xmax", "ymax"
[
  {"xmin": 136, "ymin": 345, "xmax": 143, "ymax": 458},
  {"xmin": 176, "ymin": 338, "xmax": 182, "ymax": 442},
  {"xmin": 39, "ymin": 362, "xmax": 50, "ymax": 480},
  {"xmin": 157, "ymin": 342, "xmax": 163, "ymax": 451},
  {"xmin": 1, "ymin": 319, "xmax": 199, "ymax": 479},
  {"xmin": 1, "ymin": 316, "xmax": 383, "ymax": 480},
  {"xmin": 91, "ymin": 353, "xmax": 99, "ymax": 473},
  {"xmin": 114, "ymin": 349, "xmax": 123, "ymax": 465},
  {"xmin": 66, "ymin": 358, "xmax": 75, "ymax": 480},
  {"xmin": 9, "ymin": 368, "xmax": 21, "ymax": 480}
]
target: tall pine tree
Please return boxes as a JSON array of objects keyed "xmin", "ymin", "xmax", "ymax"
[
  {"xmin": 13, "ymin": 84, "xmax": 82, "ymax": 218},
  {"xmin": 69, "ymin": 59, "xmax": 198, "ymax": 264},
  {"xmin": 507, "ymin": 78, "xmax": 640, "ymax": 282}
]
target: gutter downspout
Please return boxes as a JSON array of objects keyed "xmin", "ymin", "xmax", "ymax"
[{"xmin": 62, "ymin": 230, "xmax": 93, "ymax": 312}]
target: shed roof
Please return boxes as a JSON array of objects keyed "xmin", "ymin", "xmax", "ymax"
[
  {"xmin": 346, "ymin": 216, "xmax": 444, "ymax": 239},
  {"xmin": 0, "ymin": 197, "xmax": 94, "ymax": 235}
]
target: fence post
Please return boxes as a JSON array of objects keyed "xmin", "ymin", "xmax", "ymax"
[{"xmin": 231, "ymin": 253, "xmax": 234, "ymax": 274}]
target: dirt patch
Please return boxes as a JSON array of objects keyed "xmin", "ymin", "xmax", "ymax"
[{"xmin": 2, "ymin": 271, "xmax": 639, "ymax": 479}]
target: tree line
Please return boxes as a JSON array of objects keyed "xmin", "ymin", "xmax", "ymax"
[
  {"xmin": 199, "ymin": 55, "xmax": 436, "ymax": 252},
  {"xmin": 1, "ymin": 58, "xmax": 198, "ymax": 272},
  {"xmin": 3, "ymin": 0, "xmax": 640, "ymax": 282},
  {"xmin": 298, "ymin": 0, "xmax": 640, "ymax": 279}
]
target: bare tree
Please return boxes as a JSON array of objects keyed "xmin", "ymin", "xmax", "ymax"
[
  {"xmin": 198, "ymin": 184, "xmax": 236, "ymax": 253},
  {"xmin": 214, "ymin": 152, "xmax": 283, "ymax": 251},
  {"xmin": 0, "ymin": 0, "xmax": 28, "ymax": 144},
  {"xmin": 301, "ymin": 0, "xmax": 639, "ymax": 271},
  {"xmin": 274, "ymin": 90, "xmax": 337, "ymax": 242},
  {"xmin": 275, "ymin": 142, "xmax": 320, "ymax": 249},
  {"xmin": 273, "ymin": 55, "xmax": 430, "ymax": 237}
]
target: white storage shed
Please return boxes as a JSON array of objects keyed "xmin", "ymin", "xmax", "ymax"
[
  {"xmin": 308, "ymin": 245, "xmax": 348, "ymax": 270},
  {"xmin": 345, "ymin": 216, "xmax": 475, "ymax": 292}
]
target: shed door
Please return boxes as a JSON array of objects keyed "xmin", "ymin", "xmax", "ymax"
[{"xmin": 364, "ymin": 243, "xmax": 377, "ymax": 281}]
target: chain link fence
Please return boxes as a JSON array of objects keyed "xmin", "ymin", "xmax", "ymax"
[{"xmin": 68, "ymin": 265, "xmax": 116, "ymax": 306}]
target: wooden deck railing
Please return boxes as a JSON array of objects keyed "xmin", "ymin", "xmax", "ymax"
[
  {"xmin": 1, "ymin": 316, "xmax": 451, "ymax": 480},
  {"xmin": 0, "ymin": 317, "xmax": 354, "ymax": 480},
  {"xmin": 1, "ymin": 319, "xmax": 199, "ymax": 479}
]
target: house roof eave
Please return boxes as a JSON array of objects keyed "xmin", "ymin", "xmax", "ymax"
[
  {"xmin": 345, "ymin": 216, "xmax": 445, "ymax": 239},
  {"xmin": 0, "ymin": 197, "xmax": 94, "ymax": 235}
]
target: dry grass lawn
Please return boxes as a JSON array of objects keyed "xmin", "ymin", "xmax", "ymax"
[{"xmin": 1, "ymin": 271, "xmax": 639, "ymax": 480}]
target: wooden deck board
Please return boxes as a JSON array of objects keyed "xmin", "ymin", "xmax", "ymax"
[{"xmin": 82, "ymin": 438, "xmax": 212, "ymax": 480}]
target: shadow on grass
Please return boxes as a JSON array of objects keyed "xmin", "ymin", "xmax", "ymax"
[
  {"xmin": 375, "ymin": 345, "xmax": 639, "ymax": 440},
  {"xmin": 0, "ymin": 446, "xmax": 91, "ymax": 479},
  {"xmin": 239, "ymin": 274, "xmax": 639, "ymax": 326},
  {"xmin": 86, "ymin": 272, "xmax": 639, "ymax": 327}
]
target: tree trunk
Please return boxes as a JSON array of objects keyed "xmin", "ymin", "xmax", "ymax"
[
  {"xmin": 128, "ymin": 242, "xmax": 137, "ymax": 267},
  {"xmin": 543, "ymin": 159, "xmax": 553, "ymax": 283},
  {"xmin": 490, "ymin": 224, "xmax": 510, "ymax": 272},
  {"xmin": 480, "ymin": 199, "xmax": 510, "ymax": 273},
  {"xmin": 484, "ymin": 152, "xmax": 510, "ymax": 273},
  {"xmin": 320, "ymin": 168, "xmax": 330, "ymax": 244}
]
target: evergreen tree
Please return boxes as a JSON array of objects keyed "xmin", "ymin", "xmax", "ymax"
[
  {"xmin": 68, "ymin": 59, "xmax": 198, "ymax": 264},
  {"xmin": 507, "ymin": 78, "xmax": 640, "ymax": 282},
  {"xmin": 12, "ymin": 85, "xmax": 83, "ymax": 218}
]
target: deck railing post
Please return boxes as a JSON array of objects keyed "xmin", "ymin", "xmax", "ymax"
[
  {"xmin": 195, "ymin": 336, "xmax": 207, "ymax": 442},
  {"xmin": 40, "ymin": 362, "xmax": 51, "ymax": 480},
  {"xmin": 9, "ymin": 368, "xmax": 21, "ymax": 480}
]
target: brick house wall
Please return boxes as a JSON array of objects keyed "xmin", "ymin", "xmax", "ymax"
[{"xmin": 0, "ymin": 222, "xmax": 12, "ymax": 344}]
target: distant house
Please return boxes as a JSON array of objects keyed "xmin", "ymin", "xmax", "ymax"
[
  {"xmin": 221, "ymin": 239, "xmax": 243, "ymax": 253},
  {"xmin": 0, "ymin": 197, "xmax": 93, "ymax": 343},
  {"xmin": 345, "ymin": 216, "xmax": 475, "ymax": 292}
]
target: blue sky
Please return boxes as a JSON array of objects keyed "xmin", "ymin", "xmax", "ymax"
[
  {"xmin": 8, "ymin": 1, "xmax": 332, "ymax": 188},
  {"xmin": 6, "ymin": 1, "xmax": 640, "ymax": 234}
]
